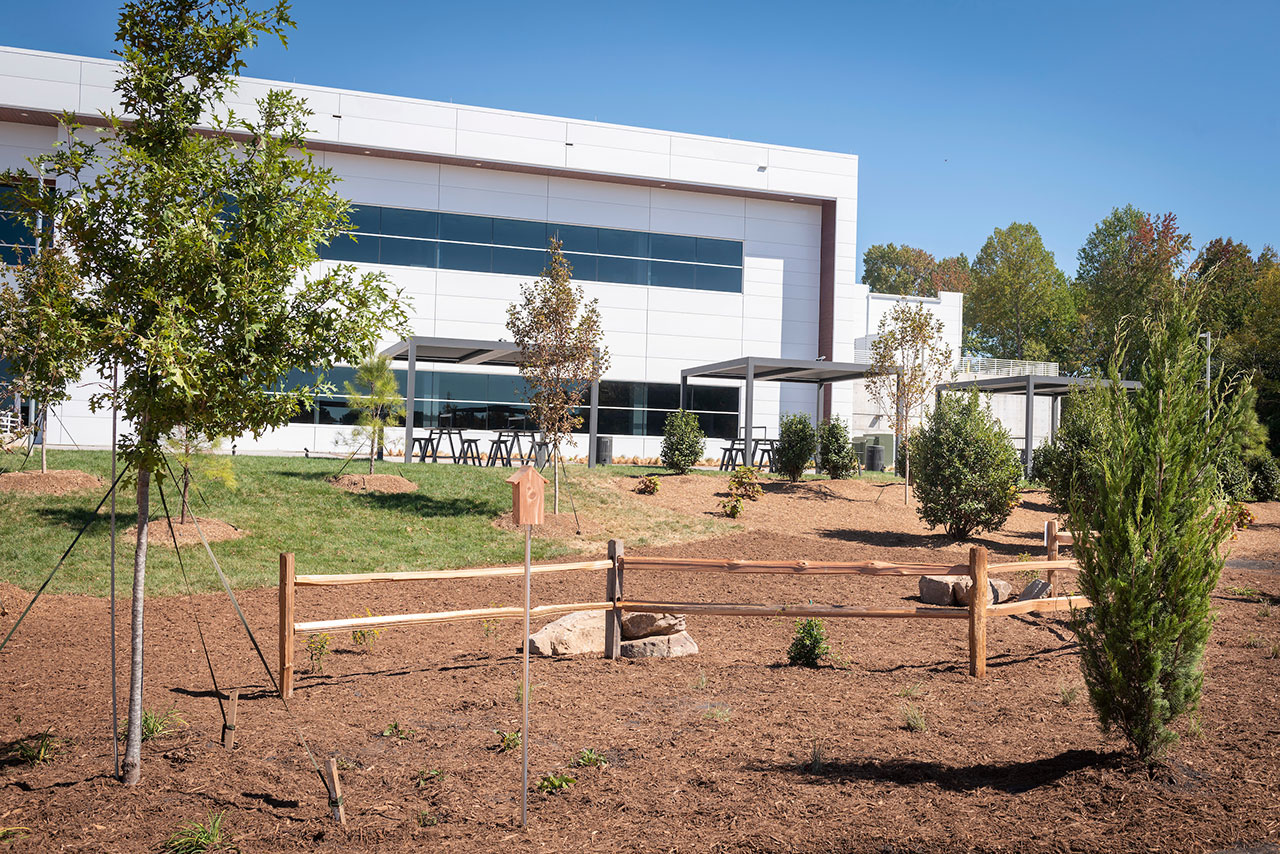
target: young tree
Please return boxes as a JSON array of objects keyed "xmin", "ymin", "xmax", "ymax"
[
  {"xmin": 966, "ymin": 222, "xmax": 1078, "ymax": 366},
  {"xmin": 660, "ymin": 409, "xmax": 704, "ymax": 474},
  {"xmin": 866, "ymin": 301, "xmax": 954, "ymax": 500},
  {"xmin": 1068, "ymin": 282, "xmax": 1254, "ymax": 762},
  {"xmin": 0, "ymin": 224, "xmax": 91, "ymax": 474},
  {"xmin": 343, "ymin": 353, "xmax": 405, "ymax": 474},
  {"xmin": 12, "ymin": 1, "xmax": 406, "ymax": 784},
  {"xmin": 505, "ymin": 239, "xmax": 608, "ymax": 512},
  {"xmin": 165, "ymin": 427, "xmax": 235, "ymax": 524}
]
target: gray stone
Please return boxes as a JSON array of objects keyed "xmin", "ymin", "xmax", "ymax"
[
  {"xmin": 1019, "ymin": 579, "xmax": 1052, "ymax": 601},
  {"xmin": 956, "ymin": 578, "xmax": 1013, "ymax": 606},
  {"xmin": 526, "ymin": 610, "xmax": 604, "ymax": 657},
  {"xmin": 919, "ymin": 575, "xmax": 969, "ymax": 606},
  {"xmin": 619, "ymin": 630, "xmax": 699, "ymax": 659},
  {"xmin": 621, "ymin": 611, "xmax": 686, "ymax": 640}
]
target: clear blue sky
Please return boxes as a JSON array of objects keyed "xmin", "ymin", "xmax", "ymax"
[{"xmin": 5, "ymin": 1, "xmax": 1278, "ymax": 279}]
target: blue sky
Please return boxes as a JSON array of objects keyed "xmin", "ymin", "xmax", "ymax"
[{"xmin": 5, "ymin": 1, "xmax": 1277, "ymax": 279}]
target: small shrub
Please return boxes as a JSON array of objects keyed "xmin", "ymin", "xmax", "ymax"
[
  {"xmin": 1059, "ymin": 686, "xmax": 1080, "ymax": 706},
  {"xmin": 1031, "ymin": 388, "xmax": 1109, "ymax": 508},
  {"xmin": 661, "ymin": 410, "xmax": 705, "ymax": 474},
  {"xmin": 351, "ymin": 608, "xmax": 383, "ymax": 652},
  {"xmin": 416, "ymin": 810, "xmax": 441, "ymax": 828},
  {"xmin": 1259, "ymin": 605, "xmax": 1273, "ymax": 619},
  {"xmin": 895, "ymin": 682, "xmax": 923, "ymax": 699},
  {"xmin": 1216, "ymin": 450, "xmax": 1255, "ymax": 502},
  {"xmin": 635, "ymin": 474, "xmax": 660, "ymax": 495},
  {"xmin": 690, "ymin": 669, "xmax": 708, "ymax": 690},
  {"xmin": 786, "ymin": 618, "xmax": 831, "ymax": 667},
  {"xmin": 120, "ymin": 707, "xmax": 185, "ymax": 743},
  {"xmin": 805, "ymin": 741, "xmax": 824, "ymax": 773},
  {"xmin": 165, "ymin": 811, "xmax": 235, "ymax": 854},
  {"xmin": 11, "ymin": 728, "xmax": 70, "ymax": 765},
  {"xmin": 728, "ymin": 465, "xmax": 763, "ymax": 501},
  {"xmin": 720, "ymin": 495, "xmax": 743, "ymax": 518},
  {"xmin": 1244, "ymin": 633, "xmax": 1263, "ymax": 649},
  {"xmin": 572, "ymin": 748, "xmax": 608, "ymax": 768},
  {"xmin": 1270, "ymin": 641, "xmax": 1280, "ymax": 660},
  {"xmin": 481, "ymin": 613, "xmax": 499, "ymax": 639},
  {"xmin": 536, "ymin": 772, "xmax": 575, "ymax": 793},
  {"xmin": 380, "ymin": 721, "xmax": 415, "ymax": 740},
  {"xmin": 911, "ymin": 388, "xmax": 1021, "ymax": 539},
  {"xmin": 817, "ymin": 416, "xmax": 858, "ymax": 479},
  {"xmin": 414, "ymin": 768, "xmax": 445, "ymax": 787},
  {"xmin": 902, "ymin": 704, "xmax": 928, "ymax": 732},
  {"xmin": 305, "ymin": 633, "xmax": 331, "ymax": 673},
  {"xmin": 1246, "ymin": 452, "xmax": 1280, "ymax": 501},
  {"xmin": 703, "ymin": 706, "xmax": 732, "ymax": 722},
  {"xmin": 492, "ymin": 730, "xmax": 521, "ymax": 752},
  {"xmin": 775, "ymin": 414, "xmax": 817, "ymax": 482}
]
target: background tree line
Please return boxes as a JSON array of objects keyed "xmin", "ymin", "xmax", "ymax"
[{"xmin": 862, "ymin": 208, "xmax": 1280, "ymax": 453}]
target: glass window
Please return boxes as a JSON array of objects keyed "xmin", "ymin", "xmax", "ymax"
[
  {"xmin": 696, "ymin": 237, "xmax": 743, "ymax": 266},
  {"xmin": 486, "ymin": 374, "xmax": 528, "ymax": 403},
  {"xmin": 695, "ymin": 264, "xmax": 743, "ymax": 292},
  {"xmin": 548, "ymin": 223, "xmax": 597, "ymax": 253},
  {"xmin": 317, "ymin": 400, "xmax": 359, "ymax": 426},
  {"xmin": 596, "ymin": 255, "xmax": 648, "ymax": 286},
  {"xmin": 649, "ymin": 260, "xmax": 697, "ymax": 289},
  {"xmin": 599, "ymin": 380, "xmax": 641, "ymax": 408},
  {"xmin": 440, "ymin": 213, "xmax": 493, "ymax": 244},
  {"xmin": 379, "ymin": 237, "xmax": 437, "ymax": 268},
  {"xmin": 699, "ymin": 412, "xmax": 738, "ymax": 440},
  {"xmin": 438, "ymin": 241, "xmax": 492, "ymax": 272},
  {"xmin": 322, "ymin": 234, "xmax": 380, "ymax": 264},
  {"xmin": 492, "ymin": 246, "xmax": 546, "ymax": 277},
  {"xmin": 436, "ymin": 372, "xmax": 488, "ymax": 401},
  {"xmin": 381, "ymin": 208, "xmax": 437, "ymax": 239},
  {"xmin": 688, "ymin": 385, "xmax": 739, "ymax": 412},
  {"xmin": 646, "ymin": 383, "xmax": 680, "ymax": 411},
  {"xmin": 493, "ymin": 218, "xmax": 547, "ymax": 248},
  {"xmin": 650, "ymin": 233, "xmax": 697, "ymax": 262},
  {"xmin": 597, "ymin": 228, "xmax": 648, "ymax": 258},
  {"xmin": 564, "ymin": 252, "xmax": 597, "ymax": 281},
  {"xmin": 346, "ymin": 205, "xmax": 381, "ymax": 235}
]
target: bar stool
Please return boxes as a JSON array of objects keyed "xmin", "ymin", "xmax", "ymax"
[
  {"xmin": 487, "ymin": 434, "xmax": 514, "ymax": 466},
  {"xmin": 458, "ymin": 437, "xmax": 482, "ymax": 465}
]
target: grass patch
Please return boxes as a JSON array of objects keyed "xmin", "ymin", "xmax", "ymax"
[{"xmin": 165, "ymin": 811, "xmax": 235, "ymax": 853}]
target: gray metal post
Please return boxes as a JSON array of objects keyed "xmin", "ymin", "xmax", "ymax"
[
  {"xmin": 679, "ymin": 375, "xmax": 688, "ymax": 410},
  {"xmin": 743, "ymin": 358, "xmax": 755, "ymax": 466},
  {"xmin": 813, "ymin": 381, "xmax": 825, "ymax": 471},
  {"xmin": 1050, "ymin": 395, "xmax": 1060, "ymax": 443},
  {"xmin": 402, "ymin": 338, "xmax": 416, "ymax": 463},
  {"xmin": 587, "ymin": 378, "xmax": 600, "ymax": 469},
  {"xmin": 1024, "ymin": 375, "xmax": 1035, "ymax": 478}
]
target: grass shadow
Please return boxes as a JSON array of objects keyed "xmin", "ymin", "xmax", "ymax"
[{"xmin": 351, "ymin": 490, "xmax": 497, "ymax": 517}]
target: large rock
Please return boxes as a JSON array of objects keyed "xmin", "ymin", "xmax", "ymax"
[
  {"xmin": 621, "ymin": 612, "xmax": 686, "ymax": 640},
  {"xmin": 956, "ymin": 577, "xmax": 1013, "ymax": 606},
  {"xmin": 526, "ymin": 610, "xmax": 604, "ymax": 656},
  {"xmin": 1019, "ymin": 578, "xmax": 1052, "ymax": 601},
  {"xmin": 919, "ymin": 575, "xmax": 969, "ymax": 606},
  {"xmin": 620, "ymin": 630, "xmax": 699, "ymax": 659}
]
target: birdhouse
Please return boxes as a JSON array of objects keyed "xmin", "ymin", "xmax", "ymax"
[{"xmin": 506, "ymin": 465, "xmax": 548, "ymax": 526}]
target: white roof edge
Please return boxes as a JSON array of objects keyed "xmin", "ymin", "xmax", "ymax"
[{"xmin": 0, "ymin": 44, "xmax": 859, "ymax": 164}]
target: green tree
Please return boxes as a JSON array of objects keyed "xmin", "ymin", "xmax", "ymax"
[
  {"xmin": 343, "ymin": 353, "xmax": 405, "ymax": 474},
  {"xmin": 863, "ymin": 243, "xmax": 938, "ymax": 296},
  {"xmin": 1068, "ymin": 282, "xmax": 1254, "ymax": 762},
  {"xmin": 660, "ymin": 409, "xmax": 704, "ymax": 474},
  {"xmin": 13, "ymin": 0, "xmax": 406, "ymax": 784},
  {"xmin": 505, "ymin": 239, "xmax": 608, "ymax": 512},
  {"xmin": 164, "ymin": 427, "xmax": 235, "ymax": 524},
  {"xmin": 817, "ymin": 415, "xmax": 858, "ymax": 479},
  {"xmin": 966, "ymin": 222, "xmax": 1077, "ymax": 365},
  {"xmin": 774, "ymin": 413, "xmax": 818, "ymax": 483},
  {"xmin": 1030, "ymin": 389, "xmax": 1108, "ymax": 512}
]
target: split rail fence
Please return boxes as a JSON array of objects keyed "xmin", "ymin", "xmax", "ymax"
[{"xmin": 278, "ymin": 524, "xmax": 1090, "ymax": 695}]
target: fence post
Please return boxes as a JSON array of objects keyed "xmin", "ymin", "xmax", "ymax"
[
  {"xmin": 323, "ymin": 756, "xmax": 347, "ymax": 825},
  {"xmin": 1045, "ymin": 519, "xmax": 1060, "ymax": 597},
  {"xmin": 605, "ymin": 539, "xmax": 624, "ymax": 659},
  {"xmin": 279, "ymin": 553, "xmax": 295, "ymax": 699},
  {"xmin": 968, "ymin": 546, "xmax": 989, "ymax": 678}
]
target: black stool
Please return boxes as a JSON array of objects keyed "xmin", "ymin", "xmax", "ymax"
[{"xmin": 458, "ymin": 438, "xmax": 482, "ymax": 465}]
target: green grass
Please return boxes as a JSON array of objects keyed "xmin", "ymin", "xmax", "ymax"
[{"xmin": 1, "ymin": 450, "xmax": 708, "ymax": 596}]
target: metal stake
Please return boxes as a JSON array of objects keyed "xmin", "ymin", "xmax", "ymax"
[{"xmin": 521, "ymin": 522, "xmax": 531, "ymax": 827}]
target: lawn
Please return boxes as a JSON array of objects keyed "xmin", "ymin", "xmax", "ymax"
[{"xmin": 0, "ymin": 450, "xmax": 733, "ymax": 596}]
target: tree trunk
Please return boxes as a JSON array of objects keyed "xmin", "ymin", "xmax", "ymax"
[
  {"xmin": 553, "ymin": 446, "xmax": 560, "ymax": 515},
  {"xmin": 121, "ymin": 466, "xmax": 151, "ymax": 785},
  {"xmin": 369, "ymin": 428, "xmax": 376, "ymax": 475},
  {"xmin": 40, "ymin": 404, "xmax": 47, "ymax": 474},
  {"xmin": 180, "ymin": 469, "xmax": 191, "ymax": 525}
]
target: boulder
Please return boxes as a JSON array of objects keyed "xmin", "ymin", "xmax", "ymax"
[
  {"xmin": 621, "ymin": 612, "xmax": 686, "ymax": 640},
  {"xmin": 620, "ymin": 630, "xmax": 699, "ymax": 659},
  {"xmin": 526, "ymin": 610, "xmax": 604, "ymax": 656},
  {"xmin": 919, "ymin": 575, "xmax": 970, "ymax": 606},
  {"xmin": 956, "ymin": 577, "xmax": 1013, "ymax": 606},
  {"xmin": 1018, "ymin": 578, "xmax": 1052, "ymax": 601}
]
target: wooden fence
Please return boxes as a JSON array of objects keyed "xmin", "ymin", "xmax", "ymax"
[{"xmin": 278, "ymin": 525, "xmax": 1090, "ymax": 694}]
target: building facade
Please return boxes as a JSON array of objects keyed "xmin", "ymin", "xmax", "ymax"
[{"xmin": 1, "ymin": 45, "xmax": 1057, "ymax": 462}]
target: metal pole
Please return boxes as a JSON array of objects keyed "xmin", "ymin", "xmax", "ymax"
[
  {"xmin": 521, "ymin": 523, "xmax": 531, "ymax": 827},
  {"xmin": 403, "ymin": 339, "xmax": 416, "ymax": 463},
  {"xmin": 110, "ymin": 364, "xmax": 119, "ymax": 780},
  {"xmin": 587, "ymin": 378, "xmax": 599, "ymax": 469}
]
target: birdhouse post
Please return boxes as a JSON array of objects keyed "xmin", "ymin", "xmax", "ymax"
[{"xmin": 505, "ymin": 465, "xmax": 546, "ymax": 827}]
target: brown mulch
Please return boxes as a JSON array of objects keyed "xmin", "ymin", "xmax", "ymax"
[
  {"xmin": 0, "ymin": 469, "xmax": 105, "ymax": 496},
  {"xmin": 493, "ymin": 509, "xmax": 604, "ymax": 540},
  {"xmin": 328, "ymin": 473, "xmax": 418, "ymax": 494},
  {"xmin": 122, "ymin": 517, "xmax": 246, "ymax": 548},
  {"xmin": 0, "ymin": 482, "xmax": 1278, "ymax": 852}
]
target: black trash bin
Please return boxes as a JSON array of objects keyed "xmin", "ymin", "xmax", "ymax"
[
  {"xmin": 594, "ymin": 435, "xmax": 613, "ymax": 466},
  {"xmin": 865, "ymin": 444, "xmax": 884, "ymax": 472}
]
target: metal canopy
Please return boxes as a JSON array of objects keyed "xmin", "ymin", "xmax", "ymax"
[
  {"xmin": 680, "ymin": 356, "xmax": 877, "ymax": 464},
  {"xmin": 379, "ymin": 335, "xmax": 602, "ymax": 468},
  {"xmin": 936, "ymin": 374, "xmax": 1142, "ymax": 477}
]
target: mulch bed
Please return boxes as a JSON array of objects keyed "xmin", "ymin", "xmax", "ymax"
[
  {"xmin": 328, "ymin": 474, "xmax": 418, "ymax": 494},
  {"xmin": 0, "ymin": 469, "xmax": 106, "ymax": 496},
  {"xmin": 0, "ymin": 482, "xmax": 1278, "ymax": 852},
  {"xmin": 122, "ymin": 517, "xmax": 246, "ymax": 548}
]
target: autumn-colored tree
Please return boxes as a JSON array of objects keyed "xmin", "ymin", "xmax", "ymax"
[
  {"xmin": 866, "ymin": 302, "xmax": 954, "ymax": 501},
  {"xmin": 931, "ymin": 254, "xmax": 973, "ymax": 295},
  {"xmin": 505, "ymin": 239, "xmax": 608, "ymax": 512}
]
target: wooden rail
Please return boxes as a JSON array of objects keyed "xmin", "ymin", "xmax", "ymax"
[
  {"xmin": 294, "ymin": 559, "xmax": 611, "ymax": 587},
  {"xmin": 618, "ymin": 600, "xmax": 968, "ymax": 619},
  {"xmin": 620, "ymin": 557, "xmax": 970, "ymax": 577},
  {"xmin": 295, "ymin": 601, "xmax": 613, "ymax": 635},
  {"xmin": 987, "ymin": 595, "xmax": 1091, "ymax": 617}
]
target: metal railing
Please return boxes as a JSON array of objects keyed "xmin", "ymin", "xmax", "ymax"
[{"xmin": 849, "ymin": 350, "xmax": 1059, "ymax": 378}]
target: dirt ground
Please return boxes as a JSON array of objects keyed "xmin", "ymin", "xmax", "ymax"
[
  {"xmin": 1, "ymin": 478, "xmax": 1278, "ymax": 853},
  {"xmin": 0, "ymin": 469, "xmax": 105, "ymax": 496}
]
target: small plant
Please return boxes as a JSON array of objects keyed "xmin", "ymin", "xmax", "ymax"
[
  {"xmin": 305, "ymin": 633, "xmax": 331, "ymax": 674},
  {"xmin": 11, "ymin": 728, "xmax": 70, "ymax": 765},
  {"xmin": 635, "ymin": 474, "xmax": 660, "ymax": 495},
  {"xmin": 703, "ymin": 706, "xmax": 732, "ymax": 722},
  {"xmin": 335, "ymin": 757, "xmax": 357, "ymax": 771},
  {"xmin": 1228, "ymin": 585, "xmax": 1263, "ymax": 601},
  {"xmin": 720, "ymin": 495, "xmax": 744, "ymax": 518},
  {"xmin": 493, "ymin": 729, "xmax": 522, "ymax": 752},
  {"xmin": 1186, "ymin": 713, "xmax": 1204, "ymax": 740},
  {"xmin": 380, "ymin": 721, "xmax": 416, "ymax": 740},
  {"xmin": 414, "ymin": 768, "xmax": 445, "ymax": 788},
  {"xmin": 786, "ymin": 618, "xmax": 831, "ymax": 667},
  {"xmin": 690, "ymin": 669, "xmax": 708, "ymax": 691},
  {"xmin": 1259, "ymin": 605, "xmax": 1273, "ymax": 619},
  {"xmin": 416, "ymin": 810, "xmax": 441, "ymax": 827},
  {"xmin": 895, "ymin": 682, "xmax": 923, "ymax": 699},
  {"xmin": 0, "ymin": 827, "xmax": 30, "ymax": 843},
  {"xmin": 805, "ymin": 741, "xmax": 824, "ymax": 774},
  {"xmin": 481, "ymin": 611, "xmax": 500, "ymax": 639},
  {"xmin": 1059, "ymin": 686, "xmax": 1080, "ymax": 706},
  {"xmin": 902, "ymin": 704, "xmax": 928, "ymax": 733},
  {"xmin": 661, "ymin": 410, "xmax": 705, "ymax": 474},
  {"xmin": 120, "ymin": 707, "xmax": 185, "ymax": 743},
  {"xmin": 775, "ymin": 413, "xmax": 818, "ymax": 482},
  {"xmin": 728, "ymin": 466, "xmax": 763, "ymax": 501},
  {"xmin": 1244, "ymin": 634, "xmax": 1264, "ymax": 649},
  {"xmin": 1269, "ymin": 642, "xmax": 1280, "ymax": 660},
  {"xmin": 572, "ymin": 748, "xmax": 608, "ymax": 768},
  {"xmin": 536, "ymin": 772, "xmax": 575, "ymax": 793},
  {"xmin": 351, "ymin": 608, "xmax": 383, "ymax": 652},
  {"xmin": 817, "ymin": 415, "xmax": 859, "ymax": 479},
  {"xmin": 165, "ymin": 811, "xmax": 235, "ymax": 854}
]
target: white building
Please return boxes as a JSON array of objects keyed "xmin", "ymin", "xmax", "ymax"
[{"xmin": 0, "ymin": 45, "xmax": 1054, "ymax": 464}]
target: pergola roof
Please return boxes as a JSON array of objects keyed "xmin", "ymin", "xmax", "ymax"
[
  {"xmin": 681, "ymin": 356, "xmax": 876, "ymax": 385},
  {"xmin": 937, "ymin": 374, "xmax": 1142, "ymax": 396},
  {"xmin": 379, "ymin": 336, "xmax": 524, "ymax": 368}
]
